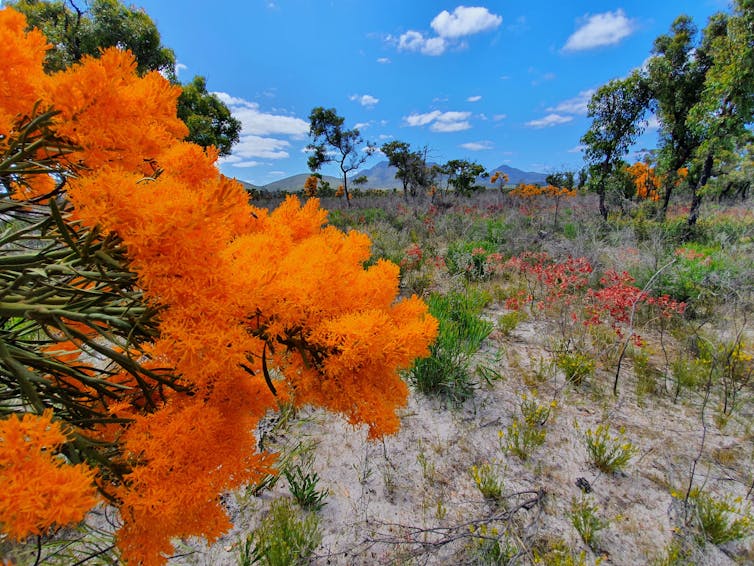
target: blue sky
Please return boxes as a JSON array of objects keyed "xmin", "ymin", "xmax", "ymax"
[{"xmin": 131, "ymin": 1, "xmax": 725, "ymax": 184}]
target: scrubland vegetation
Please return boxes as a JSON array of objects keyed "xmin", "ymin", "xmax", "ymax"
[{"xmin": 2, "ymin": 0, "xmax": 754, "ymax": 564}]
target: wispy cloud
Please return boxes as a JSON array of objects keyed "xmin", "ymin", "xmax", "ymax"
[
  {"xmin": 215, "ymin": 92, "xmax": 308, "ymax": 166},
  {"xmin": 175, "ymin": 62, "xmax": 188, "ymax": 77},
  {"xmin": 493, "ymin": 114, "xmax": 507, "ymax": 121},
  {"xmin": 460, "ymin": 141, "xmax": 493, "ymax": 151},
  {"xmin": 377, "ymin": 57, "xmax": 391, "ymax": 64},
  {"xmin": 350, "ymin": 93, "xmax": 380, "ymax": 108},
  {"xmin": 467, "ymin": 95, "xmax": 482, "ymax": 102},
  {"xmin": 393, "ymin": 5, "xmax": 502, "ymax": 56},
  {"xmin": 525, "ymin": 113, "xmax": 573, "ymax": 128},
  {"xmin": 404, "ymin": 110, "xmax": 472, "ymax": 132},
  {"xmin": 563, "ymin": 10, "xmax": 635, "ymax": 52},
  {"xmin": 547, "ymin": 89, "xmax": 595, "ymax": 115}
]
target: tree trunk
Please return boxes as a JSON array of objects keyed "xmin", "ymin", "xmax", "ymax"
[
  {"xmin": 687, "ymin": 151, "xmax": 714, "ymax": 228},
  {"xmin": 342, "ymin": 170, "xmax": 351, "ymax": 208}
]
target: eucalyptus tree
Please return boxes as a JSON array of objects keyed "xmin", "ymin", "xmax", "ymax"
[
  {"xmin": 442, "ymin": 159, "xmax": 488, "ymax": 197},
  {"xmin": 307, "ymin": 107, "xmax": 374, "ymax": 206},
  {"xmin": 581, "ymin": 72, "xmax": 651, "ymax": 220}
]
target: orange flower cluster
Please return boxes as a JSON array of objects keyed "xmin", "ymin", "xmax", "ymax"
[
  {"xmin": 0, "ymin": 8, "xmax": 437, "ymax": 564},
  {"xmin": 625, "ymin": 162, "xmax": 689, "ymax": 201},
  {"xmin": 303, "ymin": 174, "xmax": 319, "ymax": 197},
  {"xmin": 625, "ymin": 162, "xmax": 660, "ymax": 201},
  {"xmin": 0, "ymin": 410, "xmax": 97, "ymax": 541},
  {"xmin": 509, "ymin": 183, "xmax": 576, "ymax": 198},
  {"xmin": 335, "ymin": 184, "xmax": 345, "ymax": 197},
  {"xmin": 490, "ymin": 171, "xmax": 509, "ymax": 185}
]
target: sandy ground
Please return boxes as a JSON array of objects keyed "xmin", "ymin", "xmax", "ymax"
[{"xmin": 170, "ymin": 313, "xmax": 754, "ymax": 566}]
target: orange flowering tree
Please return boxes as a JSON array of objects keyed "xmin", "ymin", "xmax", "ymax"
[
  {"xmin": 303, "ymin": 174, "xmax": 319, "ymax": 197},
  {"xmin": 509, "ymin": 183, "xmax": 577, "ymax": 230},
  {"xmin": 489, "ymin": 170, "xmax": 510, "ymax": 193},
  {"xmin": 625, "ymin": 161, "xmax": 688, "ymax": 202},
  {"xmin": 0, "ymin": 8, "xmax": 437, "ymax": 564}
]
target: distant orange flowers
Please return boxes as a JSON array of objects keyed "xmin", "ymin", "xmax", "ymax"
[
  {"xmin": 0, "ymin": 7, "xmax": 437, "ymax": 564},
  {"xmin": 509, "ymin": 183, "xmax": 576, "ymax": 198}
]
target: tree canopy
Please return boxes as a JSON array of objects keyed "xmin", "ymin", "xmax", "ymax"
[
  {"xmin": 307, "ymin": 107, "xmax": 373, "ymax": 205},
  {"xmin": 582, "ymin": 0, "xmax": 754, "ymax": 226},
  {"xmin": 9, "ymin": 0, "xmax": 240, "ymax": 156}
]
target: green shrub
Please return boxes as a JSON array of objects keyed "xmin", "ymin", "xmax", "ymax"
[
  {"xmin": 500, "ymin": 393, "xmax": 555, "ymax": 460},
  {"xmin": 445, "ymin": 240, "xmax": 499, "ymax": 281},
  {"xmin": 686, "ymin": 488, "xmax": 753, "ymax": 545},
  {"xmin": 556, "ymin": 351, "xmax": 596, "ymax": 385},
  {"xmin": 571, "ymin": 496, "xmax": 607, "ymax": 551},
  {"xmin": 284, "ymin": 458, "xmax": 328, "ymax": 512},
  {"xmin": 240, "ymin": 499, "xmax": 321, "ymax": 566},
  {"xmin": 582, "ymin": 424, "xmax": 636, "ymax": 473},
  {"xmin": 407, "ymin": 288, "xmax": 493, "ymax": 402},
  {"xmin": 469, "ymin": 462, "xmax": 504, "ymax": 502}
]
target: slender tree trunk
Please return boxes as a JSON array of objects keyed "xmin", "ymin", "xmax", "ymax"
[
  {"xmin": 687, "ymin": 152, "xmax": 714, "ymax": 228},
  {"xmin": 342, "ymin": 169, "xmax": 350, "ymax": 208}
]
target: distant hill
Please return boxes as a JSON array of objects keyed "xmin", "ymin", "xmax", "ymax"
[
  {"xmin": 485, "ymin": 165, "xmax": 548, "ymax": 186},
  {"xmin": 233, "ymin": 179, "xmax": 261, "ymax": 193},
  {"xmin": 259, "ymin": 173, "xmax": 342, "ymax": 193},
  {"xmin": 238, "ymin": 162, "xmax": 548, "ymax": 192}
]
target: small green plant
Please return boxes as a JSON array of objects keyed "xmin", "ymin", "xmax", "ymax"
[
  {"xmin": 408, "ymin": 288, "xmax": 493, "ymax": 402},
  {"xmin": 241, "ymin": 498, "xmax": 321, "ymax": 566},
  {"xmin": 571, "ymin": 496, "xmax": 607, "ymax": 551},
  {"xmin": 284, "ymin": 458, "xmax": 328, "ymax": 512},
  {"xmin": 633, "ymin": 348, "xmax": 660, "ymax": 398},
  {"xmin": 684, "ymin": 487, "xmax": 753, "ymax": 545},
  {"xmin": 501, "ymin": 393, "xmax": 556, "ymax": 460},
  {"xmin": 497, "ymin": 310, "xmax": 526, "ymax": 336},
  {"xmin": 556, "ymin": 350, "xmax": 596, "ymax": 385},
  {"xmin": 466, "ymin": 524, "xmax": 517, "ymax": 564},
  {"xmin": 582, "ymin": 423, "xmax": 637, "ymax": 473},
  {"xmin": 469, "ymin": 462, "xmax": 504, "ymax": 502},
  {"xmin": 531, "ymin": 537, "xmax": 589, "ymax": 565}
]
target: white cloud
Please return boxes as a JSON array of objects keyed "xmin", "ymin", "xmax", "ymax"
[
  {"xmin": 467, "ymin": 95, "xmax": 482, "ymax": 102},
  {"xmin": 405, "ymin": 110, "xmax": 442, "ymax": 127},
  {"xmin": 432, "ymin": 120, "xmax": 471, "ymax": 132},
  {"xmin": 460, "ymin": 141, "xmax": 493, "ymax": 151},
  {"xmin": 525, "ymin": 113, "xmax": 574, "ymax": 128},
  {"xmin": 215, "ymin": 92, "xmax": 309, "ymax": 137},
  {"xmin": 568, "ymin": 145, "xmax": 586, "ymax": 153},
  {"xmin": 377, "ymin": 57, "xmax": 391, "ymax": 64},
  {"xmin": 394, "ymin": 6, "xmax": 501, "ymax": 57},
  {"xmin": 398, "ymin": 30, "xmax": 447, "ymax": 56},
  {"xmin": 175, "ymin": 62, "xmax": 188, "ymax": 77},
  {"xmin": 404, "ymin": 110, "xmax": 472, "ymax": 132},
  {"xmin": 547, "ymin": 89, "xmax": 595, "ymax": 115},
  {"xmin": 213, "ymin": 93, "xmax": 310, "ymax": 165},
  {"xmin": 493, "ymin": 113, "xmax": 507, "ymax": 121},
  {"xmin": 232, "ymin": 135, "xmax": 292, "ymax": 159},
  {"xmin": 354, "ymin": 121, "xmax": 371, "ymax": 130},
  {"xmin": 563, "ymin": 10, "xmax": 635, "ymax": 52},
  {"xmin": 646, "ymin": 115, "xmax": 660, "ymax": 130},
  {"xmin": 430, "ymin": 6, "xmax": 502, "ymax": 38},
  {"xmin": 350, "ymin": 94, "xmax": 380, "ymax": 108}
]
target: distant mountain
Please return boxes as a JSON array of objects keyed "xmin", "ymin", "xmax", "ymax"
[
  {"xmin": 354, "ymin": 161, "xmax": 403, "ymax": 189},
  {"xmin": 355, "ymin": 161, "xmax": 548, "ymax": 188},
  {"xmin": 485, "ymin": 165, "xmax": 548, "ymax": 186},
  {"xmin": 238, "ymin": 161, "xmax": 548, "ymax": 193},
  {"xmin": 233, "ymin": 179, "xmax": 261, "ymax": 192},
  {"xmin": 258, "ymin": 173, "xmax": 342, "ymax": 193}
]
